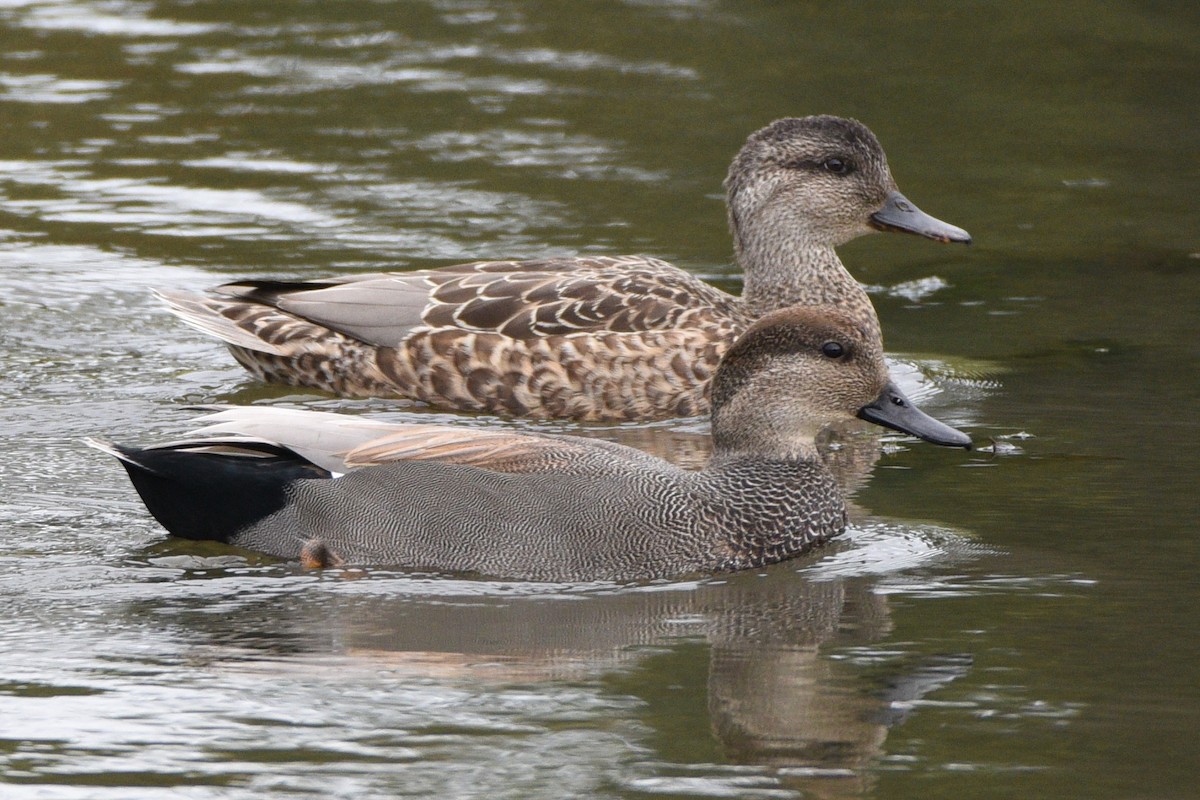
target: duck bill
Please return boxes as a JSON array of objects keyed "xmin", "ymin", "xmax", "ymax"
[
  {"xmin": 857, "ymin": 380, "xmax": 972, "ymax": 448},
  {"xmin": 869, "ymin": 190, "xmax": 972, "ymax": 244}
]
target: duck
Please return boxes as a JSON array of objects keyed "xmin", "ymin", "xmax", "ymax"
[
  {"xmin": 158, "ymin": 115, "xmax": 970, "ymax": 422},
  {"xmin": 89, "ymin": 306, "xmax": 971, "ymax": 583}
]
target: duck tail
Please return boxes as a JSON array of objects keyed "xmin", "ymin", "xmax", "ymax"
[
  {"xmin": 154, "ymin": 288, "xmax": 290, "ymax": 355},
  {"xmin": 85, "ymin": 437, "xmax": 330, "ymax": 543}
]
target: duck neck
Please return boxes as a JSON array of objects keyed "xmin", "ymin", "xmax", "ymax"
[
  {"xmin": 709, "ymin": 431, "xmax": 822, "ymax": 466},
  {"xmin": 736, "ymin": 237, "xmax": 881, "ymax": 340},
  {"xmin": 699, "ymin": 453, "xmax": 847, "ymax": 571}
]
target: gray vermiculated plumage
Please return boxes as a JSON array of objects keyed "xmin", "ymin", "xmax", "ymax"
[
  {"xmin": 157, "ymin": 116, "xmax": 969, "ymax": 421},
  {"xmin": 234, "ymin": 456, "xmax": 842, "ymax": 582},
  {"xmin": 194, "ymin": 405, "xmax": 846, "ymax": 579}
]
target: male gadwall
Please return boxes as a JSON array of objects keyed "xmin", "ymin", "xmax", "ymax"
[
  {"xmin": 159, "ymin": 116, "xmax": 969, "ymax": 421},
  {"xmin": 90, "ymin": 306, "xmax": 970, "ymax": 582}
]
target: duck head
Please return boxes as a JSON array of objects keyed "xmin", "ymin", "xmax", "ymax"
[
  {"xmin": 709, "ymin": 305, "xmax": 971, "ymax": 459},
  {"xmin": 725, "ymin": 115, "xmax": 971, "ymax": 252}
]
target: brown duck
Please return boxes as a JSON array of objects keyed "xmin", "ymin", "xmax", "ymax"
[
  {"xmin": 89, "ymin": 306, "xmax": 971, "ymax": 582},
  {"xmin": 160, "ymin": 116, "xmax": 970, "ymax": 421}
]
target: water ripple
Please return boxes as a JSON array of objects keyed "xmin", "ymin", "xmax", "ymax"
[
  {"xmin": 416, "ymin": 127, "xmax": 669, "ymax": 181},
  {"xmin": 12, "ymin": 1, "xmax": 223, "ymax": 37},
  {"xmin": 0, "ymin": 73, "xmax": 120, "ymax": 103}
]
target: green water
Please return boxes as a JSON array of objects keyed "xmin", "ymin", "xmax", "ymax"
[{"xmin": 1, "ymin": 2, "xmax": 1198, "ymax": 798}]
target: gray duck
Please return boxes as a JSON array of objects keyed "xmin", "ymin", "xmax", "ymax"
[
  {"xmin": 159, "ymin": 115, "xmax": 970, "ymax": 421},
  {"xmin": 90, "ymin": 306, "xmax": 970, "ymax": 583}
]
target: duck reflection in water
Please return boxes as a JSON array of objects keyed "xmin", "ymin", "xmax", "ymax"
[{"xmin": 129, "ymin": 552, "xmax": 973, "ymax": 798}]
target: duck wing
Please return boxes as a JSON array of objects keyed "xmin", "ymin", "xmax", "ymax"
[
  {"xmin": 340, "ymin": 425, "xmax": 664, "ymax": 474},
  {"xmin": 208, "ymin": 255, "xmax": 742, "ymax": 348},
  {"xmin": 187, "ymin": 407, "xmax": 407, "ymax": 473},
  {"xmin": 187, "ymin": 407, "xmax": 665, "ymax": 476}
]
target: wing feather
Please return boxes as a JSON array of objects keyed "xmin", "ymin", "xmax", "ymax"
[
  {"xmin": 183, "ymin": 407, "xmax": 662, "ymax": 475},
  {"xmin": 340, "ymin": 426, "xmax": 656, "ymax": 473},
  {"xmin": 196, "ymin": 255, "xmax": 740, "ymax": 347},
  {"xmin": 155, "ymin": 289, "xmax": 292, "ymax": 355}
]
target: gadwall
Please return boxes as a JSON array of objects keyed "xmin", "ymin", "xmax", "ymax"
[
  {"xmin": 159, "ymin": 116, "xmax": 969, "ymax": 422},
  {"xmin": 90, "ymin": 306, "xmax": 970, "ymax": 582}
]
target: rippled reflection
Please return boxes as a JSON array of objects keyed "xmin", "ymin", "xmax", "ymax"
[{"xmin": 1, "ymin": 534, "xmax": 992, "ymax": 797}]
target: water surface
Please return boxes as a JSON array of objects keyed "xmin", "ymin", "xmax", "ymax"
[{"xmin": 1, "ymin": 2, "xmax": 1198, "ymax": 798}]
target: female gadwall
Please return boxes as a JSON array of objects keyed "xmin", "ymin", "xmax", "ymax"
[
  {"xmin": 159, "ymin": 116, "xmax": 969, "ymax": 421},
  {"xmin": 90, "ymin": 306, "xmax": 970, "ymax": 582}
]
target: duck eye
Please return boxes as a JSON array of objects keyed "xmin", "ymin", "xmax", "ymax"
[
  {"xmin": 821, "ymin": 341, "xmax": 845, "ymax": 359},
  {"xmin": 823, "ymin": 158, "xmax": 850, "ymax": 175}
]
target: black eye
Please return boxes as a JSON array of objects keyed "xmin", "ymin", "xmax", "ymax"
[
  {"xmin": 821, "ymin": 341, "xmax": 845, "ymax": 359},
  {"xmin": 823, "ymin": 158, "xmax": 850, "ymax": 174}
]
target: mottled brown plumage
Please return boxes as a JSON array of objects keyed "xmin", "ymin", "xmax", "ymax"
[{"xmin": 160, "ymin": 116, "xmax": 969, "ymax": 421}]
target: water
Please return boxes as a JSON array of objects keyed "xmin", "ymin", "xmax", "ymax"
[{"xmin": 1, "ymin": 1, "xmax": 1198, "ymax": 797}]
